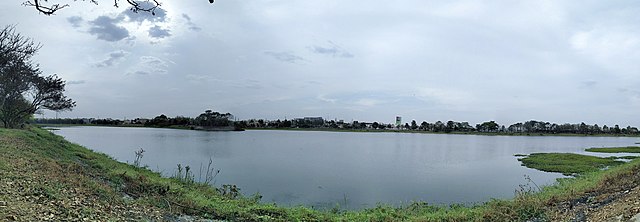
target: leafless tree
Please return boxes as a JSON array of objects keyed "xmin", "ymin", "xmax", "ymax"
[{"xmin": 22, "ymin": 0, "xmax": 214, "ymax": 16}]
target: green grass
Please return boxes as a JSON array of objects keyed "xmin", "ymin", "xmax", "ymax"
[
  {"xmin": 518, "ymin": 153, "xmax": 624, "ymax": 175},
  {"xmin": 4, "ymin": 127, "xmax": 640, "ymax": 221},
  {"xmin": 586, "ymin": 146, "xmax": 640, "ymax": 153}
]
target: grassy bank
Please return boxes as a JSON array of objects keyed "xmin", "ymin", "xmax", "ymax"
[
  {"xmin": 517, "ymin": 153, "xmax": 625, "ymax": 175},
  {"xmin": 586, "ymin": 146, "xmax": 640, "ymax": 153},
  {"xmin": 2, "ymin": 127, "xmax": 640, "ymax": 221}
]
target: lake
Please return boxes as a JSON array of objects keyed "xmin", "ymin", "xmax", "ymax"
[{"xmin": 51, "ymin": 126, "xmax": 638, "ymax": 209}]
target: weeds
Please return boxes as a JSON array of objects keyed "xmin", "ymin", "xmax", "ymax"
[
  {"xmin": 218, "ymin": 184, "xmax": 241, "ymax": 199},
  {"xmin": 133, "ymin": 147, "xmax": 145, "ymax": 167},
  {"xmin": 199, "ymin": 157, "xmax": 220, "ymax": 185},
  {"xmin": 174, "ymin": 157, "xmax": 220, "ymax": 187}
]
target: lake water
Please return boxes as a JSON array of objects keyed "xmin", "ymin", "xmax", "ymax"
[{"xmin": 51, "ymin": 126, "xmax": 638, "ymax": 209}]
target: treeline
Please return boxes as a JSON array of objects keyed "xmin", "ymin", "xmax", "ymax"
[
  {"xmin": 397, "ymin": 120, "xmax": 639, "ymax": 135},
  {"xmin": 241, "ymin": 118, "xmax": 640, "ymax": 135},
  {"xmin": 144, "ymin": 110, "xmax": 234, "ymax": 128},
  {"xmin": 33, "ymin": 110, "xmax": 236, "ymax": 128},
  {"xmin": 32, "ymin": 118, "xmax": 121, "ymax": 125},
  {"xmin": 505, "ymin": 120, "xmax": 638, "ymax": 135},
  {"xmin": 34, "ymin": 114, "xmax": 640, "ymax": 135}
]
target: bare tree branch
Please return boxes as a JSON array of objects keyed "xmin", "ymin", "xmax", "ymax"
[
  {"xmin": 22, "ymin": 0, "xmax": 70, "ymax": 16},
  {"xmin": 22, "ymin": 0, "xmax": 215, "ymax": 16}
]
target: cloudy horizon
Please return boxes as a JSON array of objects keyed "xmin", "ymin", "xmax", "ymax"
[{"xmin": 1, "ymin": 1, "xmax": 639, "ymax": 126}]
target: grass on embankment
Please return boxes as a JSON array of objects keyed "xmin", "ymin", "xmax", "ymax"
[
  {"xmin": 517, "ymin": 153, "xmax": 625, "ymax": 176},
  {"xmin": 586, "ymin": 146, "xmax": 640, "ymax": 153},
  {"xmin": 3, "ymin": 127, "xmax": 640, "ymax": 221}
]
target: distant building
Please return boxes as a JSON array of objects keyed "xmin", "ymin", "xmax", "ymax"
[
  {"xmin": 134, "ymin": 118, "xmax": 149, "ymax": 124},
  {"xmin": 304, "ymin": 117, "xmax": 324, "ymax": 125},
  {"xmin": 292, "ymin": 117, "xmax": 325, "ymax": 128},
  {"xmin": 395, "ymin": 116, "xmax": 402, "ymax": 127}
]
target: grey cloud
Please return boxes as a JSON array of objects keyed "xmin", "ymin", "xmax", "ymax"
[
  {"xmin": 264, "ymin": 51, "xmax": 305, "ymax": 63},
  {"xmin": 127, "ymin": 56, "xmax": 170, "ymax": 76},
  {"xmin": 130, "ymin": 70, "xmax": 151, "ymax": 76},
  {"xmin": 66, "ymin": 80, "xmax": 86, "ymax": 85},
  {"xmin": 123, "ymin": 2, "xmax": 167, "ymax": 23},
  {"xmin": 94, "ymin": 50, "xmax": 128, "ymax": 67},
  {"xmin": 140, "ymin": 56, "xmax": 168, "ymax": 67},
  {"xmin": 181, "ymin": 14, "xmax": 201, "ymax": 31},
  {"xmin": 309, "ymin": 41, "xmax": 354, "ymax": 58},
  {"xmin": 148, "ymin": 25, "xmax": 171, "ymax": 38},
  {"xmin": 88, "ymin": 16, "xmax": 129, "ymax": 42},
  {"xmin": 581, "ymin": 80, "xmax": 597, "ymax": 88},
  {"xmin": 185, "ymin": 75, "xmax": 263, "ymax": 89},
  {"xmin": 67, "ymin": 16, "xmax": 83, "ymax": 28}
]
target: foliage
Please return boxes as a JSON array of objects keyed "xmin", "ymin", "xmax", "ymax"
[
  {"xmin": 586, "ymin": 146, "xmax": 640, "ymax": 153},
  {"xmin": 518, "ymin": 153, "xmax": 624, "ymax": 175},
  {"xmin": 476, "ymin": 121, "xmax": 499, "ymax": 132},
  {"xmin": 0, "ymin": 25, "xmax": 75, "ymax": 128},
  {"xmin": 193, "ymin": 110, "xmax": 233, "ymax": 127}
]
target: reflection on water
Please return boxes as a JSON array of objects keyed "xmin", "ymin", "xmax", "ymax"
[{"xmin": 52, "ymin": 126, "xmax": 637, "ymax": 209}]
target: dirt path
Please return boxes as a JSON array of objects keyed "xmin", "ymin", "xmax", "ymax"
[{"xmin": 547, "ymin": 168, "xmax": 640, "ymax": 222}]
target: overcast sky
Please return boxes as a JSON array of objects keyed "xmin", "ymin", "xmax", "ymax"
[{"xmin": 1, "ymin": 1, "xmax": 639, "ymax": 126}]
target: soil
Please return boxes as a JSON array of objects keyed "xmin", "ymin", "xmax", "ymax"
[
  {"xmin": 0, "ymin": 133, "xmax": 218, "ymax": 222},
  {"xmin": 547, "ymin": 171, "xmax": 640, "ymax": 221}
]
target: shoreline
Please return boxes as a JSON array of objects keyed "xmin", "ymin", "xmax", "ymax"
[
  {"xmin": 37, "ymin": 123, "xmax": 640, "ymax": 138},
  {"xmin": 246, "ymin": 127, "xmax": 640, "ymax": 138},
  {"xmin": 2, "ymin": 126, "xmax": 640, "ymax": 220}
]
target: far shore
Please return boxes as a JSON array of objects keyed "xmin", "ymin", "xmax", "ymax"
[
  {"xmin": 37, "ymin": 123, "xmax": 640, "ymax": 138},
  {"xmin": 245, "ymin": 127, "xmax": 640, "ymax": 137}
]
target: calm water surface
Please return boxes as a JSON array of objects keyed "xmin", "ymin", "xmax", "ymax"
[{"xmin": 51, "ymin": 126, "xmax": 638, "ymax": 209}]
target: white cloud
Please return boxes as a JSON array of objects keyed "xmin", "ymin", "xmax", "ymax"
[
  {"xmin": 94, "ymin": 50, "xmax": 128, "ymax": 67},
  {"xmin": 127, "ymin": 56, "xmax": 170, "ymax": 75},
  {"xmin": 309, "ymin": 41, "xmax": 354, "ymax": 58},
  {"xmin": 264, "ymin": 51, "xmax": 306, "ymax": 63},
  {"xmin": 148, "ymin": 25, "xmax": 171, "ymax": 38},
  {"xmin": 66, "ymin": 80, "xmax": 86, "ymax": 85},
  {"xmin": 181, "ymin": 14, "xmax": 201, "ymax": 31}
]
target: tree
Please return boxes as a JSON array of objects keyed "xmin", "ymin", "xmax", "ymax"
[
  {"xmin": 420, "ymin": 121, "xmax": 428, "ymax": 131},
  {"xmin": 445, "ymin": 120, "xmax": 455, "ymax": 132},
  {"xmin": 23, "ymin": 0, "xmax": 215, "ymax": 16},
  {"xmin": 0, "ymin": 25, "xmax": 75, "ymax": 128},
  {"xmin": 194, "ymin": 110, "xmax": 232, "ymax": 127},
  {"xmin": 410, "ymin": 120, "xmax": 418, "ymax": 130},
  {"xmin": 477, "ymin": 121, "xmax": 499, "ymax": 132}
]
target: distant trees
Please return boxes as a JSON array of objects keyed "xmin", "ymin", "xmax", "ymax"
[
  {"xmin": 194, "ymin": 110, "xmax": 233, "ymax": 127},
  {"xmin": 146, "ymin": 114, "xmax": 171, "ymax": 127},
  {"xmin": 476, "ymin": 121, "xmax": 499, "ymax": 132},
  {"xmin": 0, "ymin": 25, "xmax": 75, "ymax": 128},
  {"xmin": 504, "ymin": 120, "xmax": 638, "ymax": 135}
]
